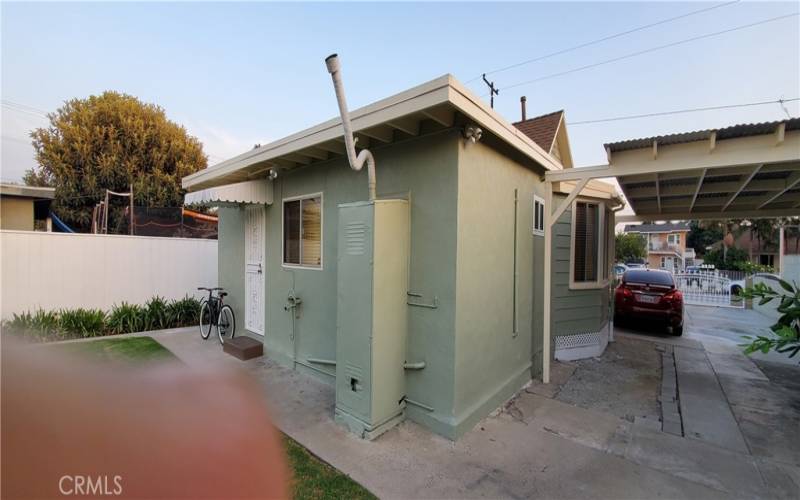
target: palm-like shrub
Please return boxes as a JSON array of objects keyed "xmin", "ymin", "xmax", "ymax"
[
  {"xmin": 106, "ymin": 302, "xmax": 145, "ymax": 334},
  {"xmin": 144, "ymin": 296, "xmax": 170, "ymax": 331},
  {"xmin": 58, "ymin": 308, "xmax": 106, "ymax": 338},
  {"xmin": 167, "ymin": 296, "xmax": 201, "ymax": 327}
]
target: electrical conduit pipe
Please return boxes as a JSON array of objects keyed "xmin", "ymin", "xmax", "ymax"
[{"xmin": 325, "ymin": 54, "xmax": 377, "ymax": 201}]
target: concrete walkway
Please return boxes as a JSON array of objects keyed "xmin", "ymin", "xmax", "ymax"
[{"xmin": 126, "ymin": 324, "xmax": 797, "ymax": 499}]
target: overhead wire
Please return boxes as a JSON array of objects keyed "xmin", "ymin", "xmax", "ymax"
[
  {"xmin": 466, "ymin": 0, "xmax": 741, "ymax": 83},
  {"xmin": 483, "ymin": 12, "xmax": 799, "ymax": 96}
]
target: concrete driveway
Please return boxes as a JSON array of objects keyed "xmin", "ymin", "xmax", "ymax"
[{"xmin": 129, "ymin": 304, "xmax": 798, "ymax": 500}]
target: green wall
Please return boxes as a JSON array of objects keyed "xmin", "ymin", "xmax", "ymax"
[
  {"xmin": 551, "ymin": 195, "xmax": 610, "ymax": 337},
  {"xmin": 236, "ymin": 131, "xmax": 463, "ymax": 436},
  {"xmin": 217, "ymin": 206, "xmax": 247, "ymax": 336},
  {"xmin": 452, "ymin": 139, "xmax": 546, "ymax": 437}
]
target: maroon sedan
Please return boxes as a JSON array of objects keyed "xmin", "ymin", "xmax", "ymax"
[{"xmin": 614, "ymin": 269, "xmax": 684, "ymax": 336}]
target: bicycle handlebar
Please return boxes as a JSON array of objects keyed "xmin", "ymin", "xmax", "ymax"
[{"xmin": 197, "ymin": 287, "xmax": 224, "ymax": 291}]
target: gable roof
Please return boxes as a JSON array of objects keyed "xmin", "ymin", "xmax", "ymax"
[
  {"xmin": 513, "ymin": 110, "xmax": 563, "ymax": 153},
  {"xmin": 183, "ymin": 75, "xmax": 563, "ymax": 191},
  {"xmin": 624, "ymin": 222, "xmax": 690, "ymax": 234}
]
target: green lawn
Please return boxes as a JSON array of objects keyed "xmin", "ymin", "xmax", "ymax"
[
  {"xmin": 55, "ymin": 336, "xmax": 178, "ymax": 362},
  {"xmin": 284, "ymin": 435, "xmax": 376, "ymax": 500},
  {"xmin": 58, "ymin": 336, "xmax": 374, "ymax": 499}
]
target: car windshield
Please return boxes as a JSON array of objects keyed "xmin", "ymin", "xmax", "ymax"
[{"xmin": 624, "ymin": 270, "xmax": 674, "ymax": 286}]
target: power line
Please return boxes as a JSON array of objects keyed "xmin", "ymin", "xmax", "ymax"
[
  {"xmin": 467, "ymin": 0, "xmax": 740, "ymax": 83},
  {"xmin": 568, "ymin": 98, "xmax": 800, "ymax": 126},
  {"xmin": 491, "ymin": 12, "xmax": 799, "ymax": 95}
]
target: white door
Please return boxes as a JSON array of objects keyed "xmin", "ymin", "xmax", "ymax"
[{"xmin": 245, "ymin": 206, "xmax": 265, "ymax": 335}]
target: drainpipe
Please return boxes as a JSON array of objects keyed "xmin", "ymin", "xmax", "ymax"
[
  {"xmin": 325, "ymin": 54, "xmax": 377, "ymax": 201},
  {"xmin": 609, "ymin": 201, "xmax": 627, "ymax": 344}
]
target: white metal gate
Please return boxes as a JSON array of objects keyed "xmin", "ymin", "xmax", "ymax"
[
  {"xmin": 673, "ymin": 272, "xmax": 744, "ymax": 309},
  {"xmin": 245, "ymin": 206, "xmax": 265, "ymax": 335}
]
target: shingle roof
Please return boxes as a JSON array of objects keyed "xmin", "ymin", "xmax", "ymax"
[
  {"xmin": 513, "ymin": 110, "xmax": 563, "ymax": 152},
  {"xmin": 624, "ymin": 222, "xmax": 690, "ymax": 234},
  {"xmin": 605, "ymin": 118, "xmax": 800, "ymax": 153}
]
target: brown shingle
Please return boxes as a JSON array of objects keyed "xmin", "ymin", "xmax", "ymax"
[{"xmin": 513, "ymin": 110, "xmax": 563, "ymax": 152}]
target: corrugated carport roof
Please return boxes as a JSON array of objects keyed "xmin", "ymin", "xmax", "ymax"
[{"xmin": 605, "ymin": 117, "xmax": 800, "ymax": 153}]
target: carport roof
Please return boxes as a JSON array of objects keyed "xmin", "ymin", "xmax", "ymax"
[{"xmin": 546, "ymin": 118, "xmax": 800, "ymax": 222}]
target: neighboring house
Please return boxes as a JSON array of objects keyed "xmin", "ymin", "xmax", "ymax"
[
  {"xmin": 182, "ymin": 74, "xmax": 620, "ymax": 440},
  {"xmin": 0, "ymin": 183, "xmax": 54, "ymax": 231},
  {"xmin": 624, "ymin": 222, "xmax": 693, "ymax": 271},
  {"xmin": 708, "ymin": 228, "xmax": 800, "ymax": 271}
]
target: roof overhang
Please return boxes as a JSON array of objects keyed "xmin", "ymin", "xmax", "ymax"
[
  {"xmin": 546, "ymin": 120, "xmax": 800, "ymax": 222},
  {"xmin": 182, "ymin": 75, "xmax": 561, "ymax": 191},
  {"xmin": 183, "ymin": 179, "xmax": 273, "ymax": 206},
  {"xmin": 0, "ymin": 184, "xmax": 55, "ymax": 199}
]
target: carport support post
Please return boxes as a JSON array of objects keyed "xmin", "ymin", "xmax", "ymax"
[{"xmin": 543, "ymin": 181, "xmax": 552, "ymax": 383}]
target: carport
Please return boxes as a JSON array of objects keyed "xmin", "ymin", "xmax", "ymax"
[{"xmin": 541, "ymin": 118, "xmax": 800, "ymax": 382}]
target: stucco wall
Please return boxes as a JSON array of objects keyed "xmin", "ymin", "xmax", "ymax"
[
  {"xmin": 217, "ymin": 206, "xmax": 247, "ymax": 337},
  {"xmin": 551, "ymin": 195, "xmax": 611, "ymax": 346},
  {"xmin": 452, "ymin": 139, "xmax": 544, "ymax": 437},
  {"xmin": 216, "ymin": 131, "xmax": 462, "ymax": 437},
  {"xmin": 1, "ymin": 197, "xmax": 34, "ymax": 231}
]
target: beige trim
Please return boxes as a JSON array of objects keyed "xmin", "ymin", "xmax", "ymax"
[
  {"xmin": 281, "ymin": 191, "xmax": 324, "ymax": 271},
  {"xmin": 0, "ymin": 184, "xmax": 55, "ymax": 199}
]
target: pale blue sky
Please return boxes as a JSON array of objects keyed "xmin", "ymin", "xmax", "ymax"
[{"xmin": 2, "ymin": 1, "xmax": 798, "ymax": 182}]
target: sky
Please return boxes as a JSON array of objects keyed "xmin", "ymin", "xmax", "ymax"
[{"xmin": 2, "ymin": 1, "xmax": 799, "ymax": 184}]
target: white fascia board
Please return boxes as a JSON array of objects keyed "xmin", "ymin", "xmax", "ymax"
[{"xmin": 184, "ymin": 74, "xmax": 561, "ymax": 190}]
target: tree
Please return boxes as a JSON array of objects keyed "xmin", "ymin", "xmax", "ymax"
[
  {"xmin": 24, "ymin": 91, "xmax": 207, "ymax": 232},
  {"xmin": 687, "ymin": 220, "xmax": 724, "ymax": 256},
  {"xmin": 615, "ymin": 232, "xmax": 646, "ymax": 263}
]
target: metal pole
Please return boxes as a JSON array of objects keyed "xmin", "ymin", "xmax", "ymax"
[
  {"xmin": 103, "ymin": 190, "xmax": 110, "ymax": 234},
  {"xmin": 542, "ymin": 181, "xmax": 553, "ymax": 384},
  {"xmin": 129, "ymin": 184, "xmax": 134, "ymax": 235}
]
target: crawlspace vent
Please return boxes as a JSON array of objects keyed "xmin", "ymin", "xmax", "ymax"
[{"xmin": 554, "ymin": 331, "xmax": 602, "ymax": 349}]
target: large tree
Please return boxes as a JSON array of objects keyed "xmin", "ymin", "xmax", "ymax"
[
  {"xmin": 25, "ymin": 91, "xmax": 207, "ymax": 232},
  {"xmin": 615, "ymin": 232, "xmax": 647, "ymax": 263}
]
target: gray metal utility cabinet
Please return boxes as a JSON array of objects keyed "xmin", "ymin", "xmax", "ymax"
[{"xmin": 335, "ymin": 199, "xmax": 409, "ymax": 439}]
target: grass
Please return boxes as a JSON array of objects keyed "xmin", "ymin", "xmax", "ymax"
[
  {"xmin": 283, "ymin": 435, "xmax": 376, "ymax": 500},
  {"xmin": 56, "ymin": 336, "xmax": 177, "ymax": 363},
  {"xmin": 54, "ymin": 337, "xmax": 373, "ymax": 499}
]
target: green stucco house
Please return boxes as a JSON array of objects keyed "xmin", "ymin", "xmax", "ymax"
[{"xmin": 183, "ymin": 72, "xmax": 620, "ymax": 440}]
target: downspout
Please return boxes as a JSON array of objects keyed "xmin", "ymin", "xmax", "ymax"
[{"xmin": 325, "ymin": 54, "xmax": 377, "ymax": 201}]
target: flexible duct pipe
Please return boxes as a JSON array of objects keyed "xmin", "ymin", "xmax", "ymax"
[{"xmin": 325, "ymin": 54, "xmax": 377, "ymax": 200}]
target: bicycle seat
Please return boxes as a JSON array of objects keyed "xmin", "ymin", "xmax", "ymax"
[{"xmin": 219, "ymin": 292, "xmax": 228, "ymax": 298}]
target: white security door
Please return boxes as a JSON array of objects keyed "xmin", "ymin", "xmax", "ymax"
[{"xmin": 245, "ymin": 206, "xmax": 265, "ymax": 335}]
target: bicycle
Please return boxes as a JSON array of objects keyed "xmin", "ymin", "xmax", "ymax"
[{"xmin": 197, "ymin": 287, "xmax": 236, "ymax": 344}]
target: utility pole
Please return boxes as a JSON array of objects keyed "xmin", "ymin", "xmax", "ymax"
[
  {"xmin": 482, "ymin": 73, "xmax": 499, "ymax": 109},
  {"xmin": 129, "ymin": 184, "xmax": 134, "ymax": 235}
]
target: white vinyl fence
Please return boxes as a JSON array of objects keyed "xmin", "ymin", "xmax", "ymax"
[
  {"xmin": 673, "ymin": 271, "xmax": 744, "ymax": 309},
  {"xmin": 1, "ymin": 230, "xmax": 217, "ymax": 319}
]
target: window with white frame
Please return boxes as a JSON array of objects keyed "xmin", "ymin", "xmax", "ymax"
[
  {"xmin": 571, "ymin": 201, "xmax": 604, "ymax": 285},
  {"xmin": 668, "ymin": 233, "xmax": 680, "ymax": 245},
  {"xmin": 533, "ymin": 195, "xmax": 545, "ymax": 235},
  {"xmin": 283, "ymin": 194, "xmax": 322, "ymax": 268}
]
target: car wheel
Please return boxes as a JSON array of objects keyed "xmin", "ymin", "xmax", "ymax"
[{"xmin": 731, "ymin": 285, "xmax": 742, "ymax": 296}]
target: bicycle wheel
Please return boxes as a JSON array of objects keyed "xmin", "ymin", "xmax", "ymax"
[
  {"xmin": 217, "ymin": 305, "xmax": 235, "ymax": 344},
  {"xmin": 199, "ymin": 300, "xmax": 213, "ymax": 339}
]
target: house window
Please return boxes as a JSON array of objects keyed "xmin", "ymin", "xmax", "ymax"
[
  {"xmin": 668, "ymin": 233, "xmax": 680, "ymax": 245},
  {"xmin": 572, "ymin": 201, "xmax": 601, "ymax": 284},
  {"xmin": 283, "ymin": 194, "xmax": 322, "ymax": 268},
  {"xmin": 533, "ymin": 195, "xmax": 545, "ymax": 235}
]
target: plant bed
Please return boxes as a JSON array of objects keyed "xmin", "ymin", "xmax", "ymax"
[
  {"xmin": 53, "ymin": 336, "xmax": 178, "ymax": 363},
  {"xmin": 3, "ymin": 296, "xmax": 201, "ymax": 343}
]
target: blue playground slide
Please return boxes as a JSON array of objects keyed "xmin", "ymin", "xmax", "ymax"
[{"xmin": 50, "ymin": 212, "xmax": 75, "ymax": 233}]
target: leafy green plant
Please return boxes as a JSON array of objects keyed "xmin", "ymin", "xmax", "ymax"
[
  {"xmin": 106, "ymin": 302, "xmax": 145, "ymax": 334},
  {"xmin": 58, "ymin": 308, "xmax": 106, "ymax": 338},
  {"xmin": 144, "ymin": 296, "xmax": 170, "ymax": 331},
  {"xmin": 740, "ymin": 279, "xmax": 800, "ymax": 361},
  {"xmin": 167, "ymin": 296, "xmax": 201, "ymax": 328},
  {"xmin": 4, "ymin": 309, "xmax": 61, "ymax": 341}
]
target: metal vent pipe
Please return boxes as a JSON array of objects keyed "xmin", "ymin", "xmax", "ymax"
[{"xmin": 325, "ymin": 54, "xmax": 376, "ymax": 200}]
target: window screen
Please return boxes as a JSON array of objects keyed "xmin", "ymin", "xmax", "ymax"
[
  {"xmin": 573, "ymin": 202, "xmax": 599, "ymax": 282},
  {"xmin": 283, "ymin": 195, "xmax": 322, "ymax": 267}
]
